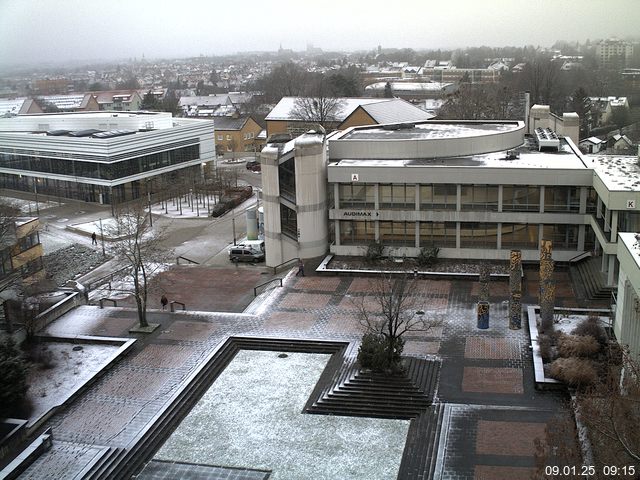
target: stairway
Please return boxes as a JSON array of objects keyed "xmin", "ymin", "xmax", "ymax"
[{"xmin": 570, "ymin": 257, "xmax": 614, "ymax": 301}]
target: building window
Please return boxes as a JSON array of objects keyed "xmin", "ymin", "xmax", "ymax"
[
  {"xmin": 461, "ymin": 185, "xmax": 499, "ymax": 211},
  {"xmin": 542, "ymin": 224, "xmax": 579, "ymax": 249},
  {"xmin": 379, "ymin": 221, "xmax": 414, "ymax": 246},
  {"xmin": 460, "ymin": 222, "xmax": 498, "ymax": 248},
  {"xmin": 501, "ymin": 223, "xmax": 539, "ymax": 248},
  {"xmin": 379, "ymin": 184, "xmax": 415, "ymax": 209},
  {"xmin": 227, "ymin": 145, "xmax": 232, "ymax": 152},
  {"xmin": 420, "ymin": 184, "xmax": 456, "ymax": 210},
  {"xmin": 502, "ymin": 186, "xmax": 540, "ymax": 212},
  {"xmin": 280, "ymin": 204, "xmax": 297, "ymax": 240},
  {"xmin": 419, "ymin": 221, "xmax": 456, "ymax": 247},
  {"xmin": 339, "ymin": 183, "xmax": 375, "ymax": 209},
  {"xmin": 217, "ymin": 134, "xmax": 223, "ymax": 141},
  {"xmin": 278, "ymin": 158, "xmax": 296, "ymax": 202},
  {"xmin": 339, "ymin": 220, "xmax": 375, "ymax": 245},
  {"xmin": 226, "ymin": 134, "xmax": 232, "ymax": 141},
  {"xmin": 543, "ymin": 186, "xmax": 580, "ymax": 213}
]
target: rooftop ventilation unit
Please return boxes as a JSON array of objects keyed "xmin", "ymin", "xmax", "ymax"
[{"xmin": 534, "ymin": 127, "xmax": 560, "ymax": 151}]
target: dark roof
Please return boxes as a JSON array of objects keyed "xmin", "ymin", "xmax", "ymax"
[{"xmin": 213, "ymin": 117, "xmax": 249, "ymax": 131}]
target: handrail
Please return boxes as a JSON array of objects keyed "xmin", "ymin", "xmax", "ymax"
[
  {"xmin": 568, "ymin": 251, "xmax": 592, "ymax": 263},
  {"xmin": 99, "ymin": 298, "xmax": 118, "ymax": 309},
  {"xmin": 272, "ymin": 257, "xmax": 299, "ymax": 275},
  {"xmin": 176, "ymin": 256, "xmax": 199, "ymax": 265},
  {"xmin": 86, "ymin": 266, "xmax": 129, "ymax": 292},
  {"xmin": 254, "ymin": 278, "xmax": 283, "ymax": 296},
  {"xmin": 170, "ymin": 301, "xmax": 186, "ymax": 312}
]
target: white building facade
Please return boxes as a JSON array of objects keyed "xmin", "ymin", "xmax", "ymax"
[{"xmin": 0, "ymin": 112, "xmax": 215, "ymax": 204}]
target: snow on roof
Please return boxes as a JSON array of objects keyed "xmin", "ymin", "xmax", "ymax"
[
  {"xmin": 590, "ymin": 155, "xmax": 640, "ymax": 191},
  {"xmin": 581, "ymin": 137, "xmax": 605, "ymax": 145},
  {"xmin": 364, "ymin": 82, "xmax": 453, "ymax": 92},
  {"xmin": 266, "ymin": 97, "xmax": 384, "ymax": 121},
  {"xmin": 0, "ymin": 98, "xmax": 27, "ymax": 115},
  {"xmin": 359, "ymin": 99, "xmax": 434, "ymax": 124}
]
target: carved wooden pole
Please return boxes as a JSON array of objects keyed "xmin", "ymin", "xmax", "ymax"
[
  {"xmin": 539, "ymin": 239, "xmax": 555, "ymax": 332},
  {"xmin": 509, "ymin": 249, "xmax": 522, "ymax": 329},
  {"xmin": 479, "ymin": 263, "xmax": 490, "ymax": 303}
]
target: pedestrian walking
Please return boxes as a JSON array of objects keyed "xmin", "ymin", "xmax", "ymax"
[
  {"xmin": 161, "ymin": 294, "xmax": 168, "ymax": 310},
  {"xmin": 296, "ymin": 258, "xmax": 305, "ymax": 277},
  {"xmin": 91, "ymin": 232, "xmax": 97, "ymax": 245}
]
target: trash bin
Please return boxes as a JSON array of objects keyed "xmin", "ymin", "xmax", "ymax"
[{"xmin": 477, "ymin": 301, "xmax": 490, "ymax": 329}]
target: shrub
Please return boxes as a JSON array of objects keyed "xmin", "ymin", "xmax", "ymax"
[
  {"xmin": 572, "ymin": 315, "xmax": 608, "ymax": 346},
  {"xmin": 548, "ymin": 357, "xmax": 598, "ymax": 388},
  {"xmin": 365, "ymin": 242, "xmax": 385, "ymax": 263},
  {"xmin": 557, "ymin": 333, "xmax": 601, "ymax": 358},
  {"xmin": 537, "ymin": 334, "xmax": 555, "ymax": 362},
  {"xmin": 0, "ymin": 338, "xmax": 30, "ymax": 418},
  {"xmin": 357, "ymin": 333, "xmax": 404, "ymax": 373},
  {"xmin": 416, "ymin": 246, "xmax": 440, "ymax": 267}
]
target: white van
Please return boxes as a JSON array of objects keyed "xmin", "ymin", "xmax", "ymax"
[{"xmin": 228, "ymin": 245, "xmax": 265, "ymax": 263}]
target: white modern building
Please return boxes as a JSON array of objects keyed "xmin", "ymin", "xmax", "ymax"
[
  {"xmin": 260, "ymin": 116, "xmax": 640, "ymax": 357},
  {"xmin": 0, "ymin": 111, "xmax": 215, "ymax": 204},
  {"xmin": 261, "ymin": 116, "xmax": 640, "ymax": 280}
]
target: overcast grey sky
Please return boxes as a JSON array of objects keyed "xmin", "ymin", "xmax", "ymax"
[{"xmin": 0, "ymin": 0, "xmax": 638, "ymax": 66}]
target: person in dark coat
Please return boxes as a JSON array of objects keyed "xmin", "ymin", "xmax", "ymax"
[
  {"xmin": 161, "ymin": 294, "xmax": 168, "ymax": 310},
  {"xmin": 296, "ymin": 258, "xmax": 305, "ymax": 277},
  {"xmin": 91, "ymin": 232, "xmax": 98, "ymax": 245}
]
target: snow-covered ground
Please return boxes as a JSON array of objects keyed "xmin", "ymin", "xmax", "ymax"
[
  {"xmin": 155, "ymin": 350, "xmax": 409, "ymax": 479},
  {"xmin": 25, "ymin": 341, "xmax": 121, "ymax": 426}
]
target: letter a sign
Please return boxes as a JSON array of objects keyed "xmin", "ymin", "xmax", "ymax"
[{"xmin": 351, "ymin": 173, "xmax": 359, "ymax": 182}]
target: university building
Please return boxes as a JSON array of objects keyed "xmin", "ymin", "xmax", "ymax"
[
  {"xmin": 0, "ymin": 111, "xmax": 215, "ymax": 205},
  {"xmin": 260, "ymin": 113, "xmax": 640, "ymax": 356}
]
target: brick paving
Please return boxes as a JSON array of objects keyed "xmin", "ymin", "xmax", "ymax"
[
  {"xmin": 20, "ymin": 264, "xmax": 581, "ymax": 479},
  {"xmin": 462, "ymin": 367, "xmax": 524, "ymax": 394}
]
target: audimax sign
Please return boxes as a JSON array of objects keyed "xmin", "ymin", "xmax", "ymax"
[{"xmin": 342, "ymin": 211, "xmax": 379, "ymax": 218}]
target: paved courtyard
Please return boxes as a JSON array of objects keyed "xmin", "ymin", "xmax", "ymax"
[{"xmin": 17, "ymin": 264, "xmax": 577, "ymax": 479}]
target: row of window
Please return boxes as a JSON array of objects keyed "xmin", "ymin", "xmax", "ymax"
[
  {"xmin": 338, "ymin": 220, "xmax": 580, "ymax": 250},
  {"xmin": 216, "ymin": 132, "xmax": 256, "ymax": 141},
  {"xmin": 0, "ymin": 145, "xmax": 200, "ymax": 181},
  {"xmin": 338, "ymin": 183, "xmax": 587, "ymax": 213}
]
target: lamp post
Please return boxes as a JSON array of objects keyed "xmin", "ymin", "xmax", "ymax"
[
  {"xmin": 34, "ymin": 180, "xmax": 40, "ymax": 216},
  {"xmin": 99, "ymin": 217, "xmax": 106, "ymax": 257}
]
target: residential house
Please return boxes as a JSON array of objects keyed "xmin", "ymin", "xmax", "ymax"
[
  {"xmin": 0, "ymin": 98, "xmax": 42, "ymax": 116},
  {"xmin": 93, "ymin": 90, "xmax": 143, "ymax": 111},
  {"xmin": 578, "ymin": 136, "xmax": 606, "ymax": 154},
  {"xmin": 214, "ymin": 116, "xmax": 263, "ymax": 156},
  {"xmin": 265, "ymin": 97, "xmax": 434, "ymax": 137},
  {"xmin": 35, "ymin": 93, "xmax": 99, "ymax": 112}
]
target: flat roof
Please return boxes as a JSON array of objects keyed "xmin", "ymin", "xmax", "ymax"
[
  {"xmin": 331, "ymin": 137, "xmax": 587, "ymax": 170},
  {"xmin": 338, "ymin": 121, "xmax": 521, "ymax": 141},
  {"xmin": 590, "ymin": 155, "xmax": 640, "ymax": 191}
]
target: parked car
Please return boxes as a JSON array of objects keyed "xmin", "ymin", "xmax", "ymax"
[
  {"xmin": 246, "ymin": 160, "xmax": 261, "ymax": 172},
  {"xmin": 229, "ymin": 245, "xmax": 265, "ymax": 263}
]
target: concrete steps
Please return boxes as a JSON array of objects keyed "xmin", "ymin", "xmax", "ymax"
[
  {"xmin": 570, "ymin": 257, "xmax": 614, "ymax": 301},
  {"xmin": 397, "ymin": 403, "xmax": 445, "ymax": 480}
]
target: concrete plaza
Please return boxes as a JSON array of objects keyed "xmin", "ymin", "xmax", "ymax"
[{"xmin": 15, "ymin": 261, "xmax": 579, "ymax": 479}]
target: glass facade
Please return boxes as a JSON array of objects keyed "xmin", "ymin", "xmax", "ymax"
[
  {"xmin": 543, "ymin": 186, "xmax": 580, "ymax": 213},
  {"xmin": 379, "ymin": 184, "xmax": 415, "ymax": 209},
  {"xmin": 280, "ymin": 204, "xmax": 297, "ymax": 240},
  {"xmin": 502, "ymin": 186, "xmax": 540, "ymax": 211},
  {"xmin": 0, "ymin": 144, "xmax": 200, "ymax": 181},
  {"xmin": 460, "ymin": 222, "xmax": 498, "ymax": 248},
  {"xmin": 460, "ymin": 185, "xmax": 499, "ymax": 211},
  {"xmin": 339, "ymin": 183, "xmax": 375, "ymax": 209},
  {"xmin": 501, "ymin": 223, "xmax": 539, "ymax": 248},
  {"xmin": 419, "ymin": 221, "xmax": 456, "ymax": 247},
  {"xmin": 340, "ymin": 220, "xmax": 375, "ymax": 245},
  {"xmin": 278, "ymin": 158, "xmax": 296, "ymax": 202},
  {"xmin": 420, "ymin": 184, "xmax": 456, "ymax": 210},
  {"xmin": 379, "ymin": 221, "xmax": 414, "ymax": 246}
]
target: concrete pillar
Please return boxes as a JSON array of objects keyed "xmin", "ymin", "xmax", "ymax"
[
  {"xmin": 497, "ymin": 223, "xmax": 502, "ymax": 250},
  {"xmin": 611, "ymin": 210, "xmax": 619, "ymax": 241},
  {"xmin": 294, "ymin": 133, "xmax": 328, "ymax": 259},
  {"xmin": 539, "ymin": 186, "xmax": 545, "ymax": 213},
  {"xmin": 261, "ymin": 144, "xmax": 283, "ymax": 267},
  {"xmin": 608, "ymin": 255, "xmax": 616, "ymax": 287},
  {"xmin": 561, "ymin": 112, "xmax": 580, "ymax": 146},
  {"xmin": 456, "ymin": 184, "xmax": 461, "ymax": 211},
  {"xmin": 597, "ymin": 197, "xmax": 602, "ymax": 219},
  {"xmin": 604, "ymin": 207, "xmax": 611, "ymax": 233},
  {"xmin": 498, "ymin": 185, "xmax": 503, "ymax": 213},
  {"xmin": 579, "ymin": 187, "xmax": 587, "ymax": 214},
  {"xmin": 578, "ymin": 225, "xmax": 585, "ymax": 251},
  {"xmin": 456, "ymin": 222, "xmax": 461, "ymax": 249}
]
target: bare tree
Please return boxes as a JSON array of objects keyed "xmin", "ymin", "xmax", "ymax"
[
  {"xmin": 354, "ymin": 274, "xmax": 443, "ymax": 371},
  {"xmin": 577, "ymin": 349, "xmax": 640, "ymax": 468},
  {"xmin": 291, "ymin": 74, "xmax": 346, "ymax": 132},
  {"xmin": 106, "ymin": 203, "xmax": 169, "ymax": 328}
]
